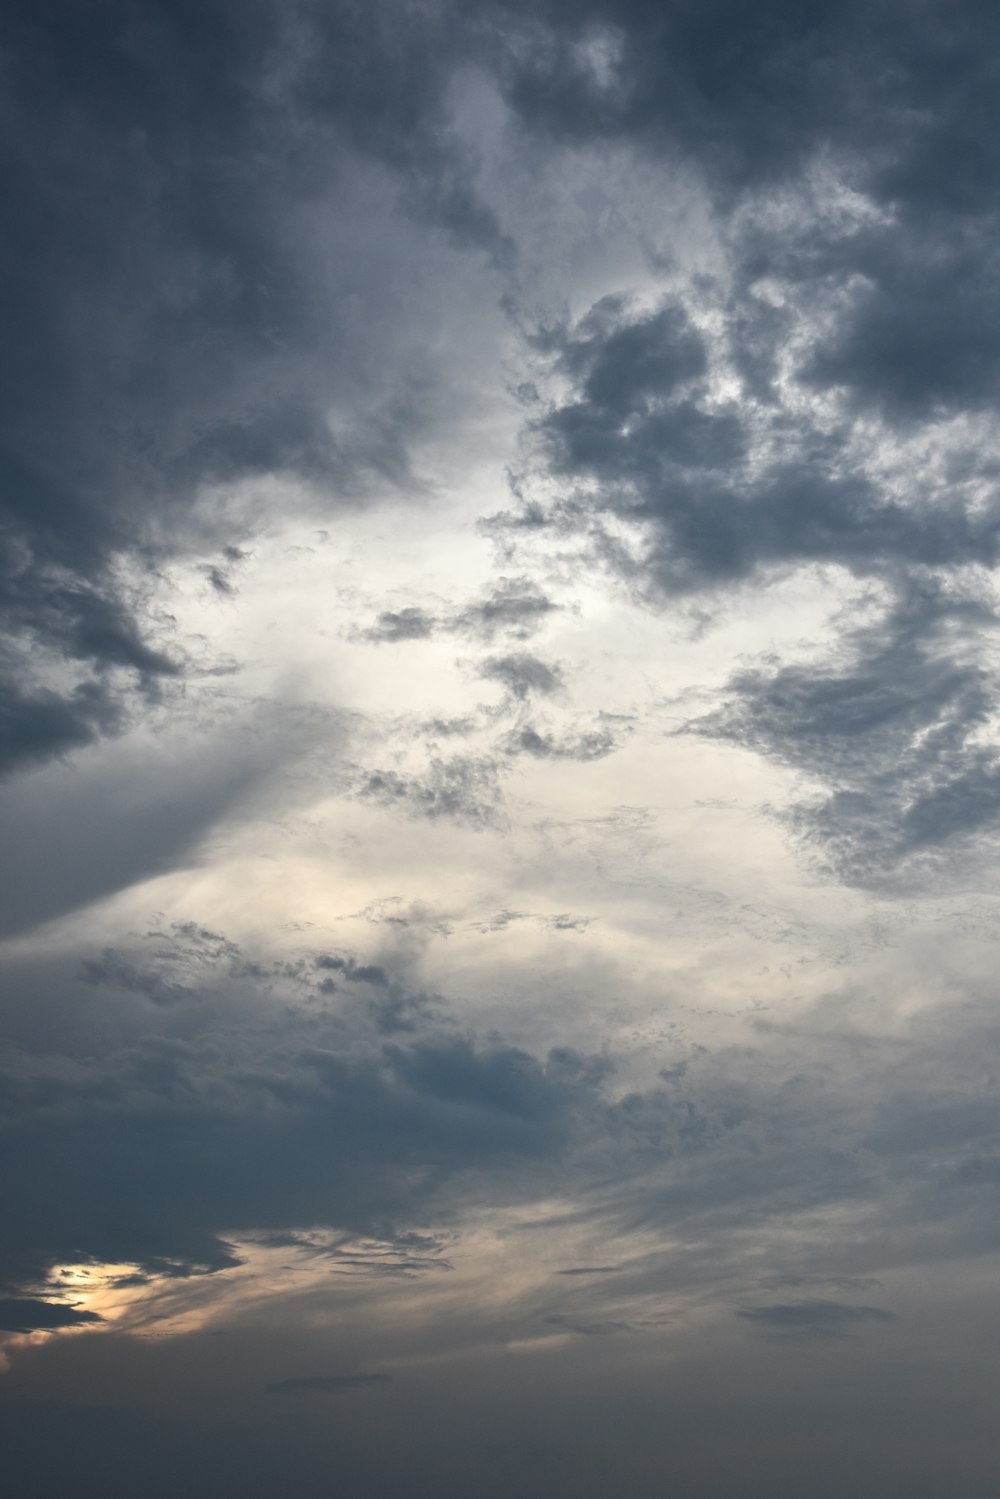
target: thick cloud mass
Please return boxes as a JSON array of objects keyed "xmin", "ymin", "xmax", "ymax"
[
  {"xmin": 4, "ymin": 3, "xmax": 1000, "ymax": 1495},
  {"xmin": 0, "ymin": 0, "xmax": 501, "ymax": 772}
]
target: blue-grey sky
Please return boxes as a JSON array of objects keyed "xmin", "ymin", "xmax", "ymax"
[{"xmin": 4, "ymin": 3, "xmax": 1000, "ymax": 1494}]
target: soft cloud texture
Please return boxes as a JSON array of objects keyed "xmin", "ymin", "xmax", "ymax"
[{"xmin": 4, "ymin": 3, "xmax": 1000, "ymax": 1496}]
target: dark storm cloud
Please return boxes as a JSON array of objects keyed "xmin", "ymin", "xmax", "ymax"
[
  {"xmin": 718, "ymin": 185, "xmax": 1000, "ymax": 438},
  {"xmin": 0, "ymin": 0, "xmax": 507, "ymax": 772},
  {"xmin": 487, "ymin": 0, "xmax": 1000, "ymax": 213},
  {"xmin": 796, "ymin": 223, "xmax": 1000, "ymax": 422}
]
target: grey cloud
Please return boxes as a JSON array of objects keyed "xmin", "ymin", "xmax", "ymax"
[
  {"xmin": 203, "ymin": 547, "xmax": 249, "ymax": 597},
  {"xmin": 368, "ymin": 990, "xmax": 437, "ymax": 1036},
  {"xmin": 798, "ymin": 223, "xmax": 1000, "ymax": 422},
  {"xmin": 536, "ymin": 294, "xmax": 707, "ymax": 408},
  {"xmin": 545, "ymin": 913, "xmax": 593, "ymax": 931},
  {"xmin": 360, "ymin": 754, "xmax": 505, "ymax": 826},
  {"xmin": 79, "ymin": 949, "xmax": 195, "ymax": 1007},
  {"xmin": 423, "ymin": 714, "xmax": 481, "ymax": 739},
  {"xmin": 0, "ymin": 0, "xmax": 505, "ymax": 772},
  {"xmin": 543, "ymin": 1312, "xmax": 633, "ymax": 1337},
  {"xmin": 555, "ymin": 1265, "xmax": 621, "ymax": 1276},
  {"xmin": 341, "ymin": 898, "xmax": 413, "ymax": 928},
  {"xmin": 0, "ymin": 563, "xmax": 179, "ymax": 777},
  {"xmin": 505, "ymin": 724, "xmax": 618, "ymax": 761},
  {"xmin": 458, "ymin": 577, "xmax": 560, "ymax": 640},
  {"xmin": 683, "ymin": 583, "xmax": 1000, "ymax": 885},
  {"xmin": 7, "ymin": 9, "xmax": 1000, "ymax": 1488},
  {"xmin": 0, "ymin": 678, "xmax": 125, "ymax": 778},
  {"xmin": 482, "ymin": 3, "xmax": 1000, "ymax": 895},
  {"xmin": 315, "ymin": 955, "xmax": 390, "ymax": 988},
  {"xmin": 314, "ymin": 954, "xmax": 435, "ymax": 1035},
  {"xmin": 737, "ymin": 1300, "xmax": 897, "ymax": 1341},
  {"xmin": 2, "ymin": 0, "xmax": 497, "ymax": 530},
  {"xmin": 205, "ymin": 567, "xmax": 236, "ymax": 596},
  {"xmin": 722, "ymin": 99, "xmax": 1000, "ymax": 427},
  {"xmin": 469, "ymin": 909, "xmax": 592, "ymax": 934},
  {"xmin": 0, "ymin": 1298, "xmax": 103, "ymax": 1333},
  {"xmin": 358, "ymin": 579, "xmax": 560, "ymax": 650},
  {"xmin": 384, "ymin": 1037, "xmax": 589, "ymax": 1125},
  {"xmin": 507, "ymin": 272, "xmax": 1000, "ymax": 886},
  {"xmin": 0, "ymin": 705, "xmax": 316, "ymax": 938},
  {"xmin": 5, "ymin": 921, "xmax": 1000, "ymax": 1358},
  {"xmin": 265, "ymin": 1373, "xmax": 390, "ymax": 1395},
  {"xmin": 360, "ymin": 607, "xmax": 438, "ymax": 643},
  {"xmin": 0, "ymin": 935, "xmax": 618, "ymax": 1287},
  {"xmin": 247, "ymin": 1227, "xmax": 449, "ymax": 1276},
  {"xmin": 1, "ymin": 570, "xmax": 177, "ymax": 679},
  {"xmin": 490, "ymin": 0, "xmax": 1000, "ymax": 218},
  {"xmin": 513, "ymin": 291, "xmax": 1000, "ymax": 597},
  {"xmin": 478, "ymin": 652, "xmax": 563, "ymax": 699}
]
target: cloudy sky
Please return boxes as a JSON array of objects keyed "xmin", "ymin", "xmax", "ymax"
[{"xmin": 4, "ymin": 2, "xmax": 1000, "ymax": 1493}]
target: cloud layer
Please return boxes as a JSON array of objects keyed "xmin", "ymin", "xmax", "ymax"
[{"xmin": 4, "ymin": 3, "xmax": 1000, "ymax": 1495}]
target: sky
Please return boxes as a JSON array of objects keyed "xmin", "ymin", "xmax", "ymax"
[{"xmin": 3, "ymin": 2, "xmax": 1000, "ymax": 1493}]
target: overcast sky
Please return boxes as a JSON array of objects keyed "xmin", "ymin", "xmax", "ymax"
[{"xmin": 4, "ymin": 3, "xmax": 1000, "ymax": 1494}]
